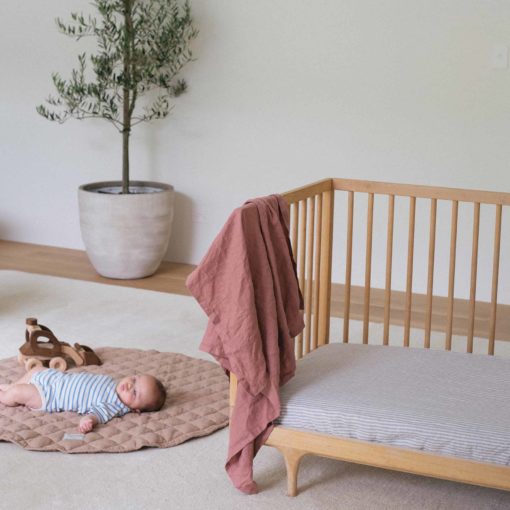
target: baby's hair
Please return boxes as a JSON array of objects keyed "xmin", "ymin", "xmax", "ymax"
[{"xmin": 142, "ymin": 377, "xmax": 167, "ymax": 412}]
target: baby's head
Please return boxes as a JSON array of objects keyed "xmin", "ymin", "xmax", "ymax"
[{"xmin": 116, "ymin": 374, "xmax": 166, "ymax": 412}]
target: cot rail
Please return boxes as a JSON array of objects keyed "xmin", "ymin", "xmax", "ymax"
[
  {"xmin": 284, "ymin": 177, "xmax": 510, "ymax": 357},
  {"xmin": 332, "ymin": 178, "xmax": 510, "ymax": 206},
  {"xmin": 266, "ymin": 427, "xmax": 510, "ymax": 496}
]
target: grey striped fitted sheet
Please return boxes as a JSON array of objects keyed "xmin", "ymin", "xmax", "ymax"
[{"xmin": 276, "ymin": 343, "xmax": 510, "ymax": 465}]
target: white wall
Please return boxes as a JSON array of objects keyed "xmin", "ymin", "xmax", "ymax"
[{"xmin": 1, "ymin": 1, "xmax": 509, "ymax": 296}]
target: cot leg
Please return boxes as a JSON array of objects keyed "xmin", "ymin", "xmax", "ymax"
[{"xmin": 278, "ymin": 447, "xmax": 306, "ymax": 497}]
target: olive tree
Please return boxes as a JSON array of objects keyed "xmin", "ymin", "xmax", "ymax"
[{"xmin": 37, "ymin": 0, "xmax": 198, "ymax": 193}]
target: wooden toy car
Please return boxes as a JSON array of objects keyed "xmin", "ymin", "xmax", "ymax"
[{"xmin": 18, "ymin": 318, "xmax": 101, "ymax": 372}]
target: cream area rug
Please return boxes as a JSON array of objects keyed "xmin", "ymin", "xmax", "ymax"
[{"xmin": 1, "ymin": 270, "xmax": 510, "ymax": 510}]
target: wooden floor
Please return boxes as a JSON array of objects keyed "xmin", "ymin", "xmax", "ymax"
[
  {"xmin": 0, "ymin": 240, "xmax": 195, "ymax": 295},
  {"xmin": 1, "ymin": 240, "xmax": 508, "ymax": 342}
]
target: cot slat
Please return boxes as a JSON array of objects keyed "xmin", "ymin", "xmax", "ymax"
[
  {"xmin": 296, "ymin": 200, "xmax": 307, "ymax": 358},
  {"xmin": 404, "ymin": 196, "xmax": 416, "ymax": 347},
  {"xmin": 383, "ymin": 195, "xmax": 395, "ymax": 346},
  {"xmin": 363, "ymin": 193, "xmax": 374, "ymax": 344},
  {"xmin": 424, "ymin": 198, "xmax": 437, "ymax": 349},
  {"xmin": 290, "ymin": 202, "xmax": 299, "ymax": 355},
  {"xmin": 312, "ymin": 194, "xmax": 323, "ymax": 351},
  {"xmin": 445, "ymin": 200, "xmax": 459, "ymax": 351},
  {"xmin": 467, "ymin": 203, "xmax": 480, "ymax": 354},
  {"xmin": 488, "ymin": 204, "xmax": 502, "ymax": 355},
  {"xmin": 304, "ymin": 197, "xmax": 315, "ymax": 355},
  {"xmin": 318, "ymin": 190, "xmax": 334, "ymax": 346},
  {"xmin": 343, "ymin": 191, "xmax": 354, "ymax": 343}
]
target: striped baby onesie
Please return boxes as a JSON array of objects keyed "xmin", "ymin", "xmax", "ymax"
[{"xmin": 31, "ymin": 369, "xmax": 131, "ymax": 423}]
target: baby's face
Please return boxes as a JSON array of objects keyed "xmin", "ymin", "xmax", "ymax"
[{"xmin": 116, "ymin": 374, "xmax": 158, "ymax": 411}]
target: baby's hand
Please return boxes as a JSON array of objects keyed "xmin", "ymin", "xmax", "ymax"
[{"xmin": 79, "ymin": 416, "xmax": 96, "ymax": 433}]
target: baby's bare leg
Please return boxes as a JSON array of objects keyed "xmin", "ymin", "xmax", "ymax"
[
  {"xmin": 0, "ymin": 368, "xmax": 44, "ymax": 409},
  {"xmin": 0, "ymin": 367, "xmax": 45, "ymax": 391},
  {"xmin": 0, "ymin": 383, "xmax": 42, "ymax": 409}
]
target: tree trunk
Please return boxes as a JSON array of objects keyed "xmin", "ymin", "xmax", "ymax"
[
  {"xmin": 121, "ymin": 0, "xmax": 134, "ymax": 194},
  {"xmin": 122, "ymin": 87, "xmax": 130, "ymax": 194}
]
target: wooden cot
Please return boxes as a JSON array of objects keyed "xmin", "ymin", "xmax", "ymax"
[{"xmin": 230, "ymin": 177, "xmax": 510, "ymax": 496}]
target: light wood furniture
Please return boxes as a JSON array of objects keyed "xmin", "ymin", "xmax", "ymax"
[
  {"xmin": 3, "ymin": 240, "xmax": 507, "ymax": 337},
  {"xmin": 230, "ymin": 178, "xmax": 510, "ymax": 495},
  {"xmin": 0, "ymin": 240, "xmax": 194, "ymax": 296}
]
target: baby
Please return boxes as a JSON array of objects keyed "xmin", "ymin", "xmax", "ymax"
[{"xmin": 0, "ymin": 367, "xmax": 166, "ymax": 433}]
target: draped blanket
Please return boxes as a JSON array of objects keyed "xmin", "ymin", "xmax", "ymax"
[{"xmin": 186, "ymin": 194, "xmax": 304, "ymax": 494}]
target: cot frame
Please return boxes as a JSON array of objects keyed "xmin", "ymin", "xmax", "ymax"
[{"xmin": 229, "ymin": 177, "xmax": 510, "ymax": 496}]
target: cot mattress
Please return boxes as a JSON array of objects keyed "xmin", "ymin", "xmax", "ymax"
[{"xmin": 277, "ymin": 343, "xmax": 510, "ymax": 466}]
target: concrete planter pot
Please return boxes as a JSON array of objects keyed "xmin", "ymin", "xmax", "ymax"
[{"xmin": 78, "ymin": 181, "xmax": 175, "ymax": 279}]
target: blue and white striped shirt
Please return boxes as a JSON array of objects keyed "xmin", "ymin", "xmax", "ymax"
[{"xmin": 31, "ymin": 369, "xmax": 131, "ymax": 423}]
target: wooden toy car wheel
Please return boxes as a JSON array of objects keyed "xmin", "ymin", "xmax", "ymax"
[
  {"xmin": 49, "ymin": 357, "xmax": 67, "ymax": 372},
  {"xmin": 24, "ymin": 358, "xmax": 43, "ymax": 371}
]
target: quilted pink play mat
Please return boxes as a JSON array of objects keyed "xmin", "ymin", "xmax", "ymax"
[{"xmin": 0, "ymin": 347, "xmax": 229, "ymax": 453}]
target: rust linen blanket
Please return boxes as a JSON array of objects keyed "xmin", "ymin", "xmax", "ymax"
[{"xmin": 186, "ymin": 195, "xmax": 304, "ymax": 494}]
